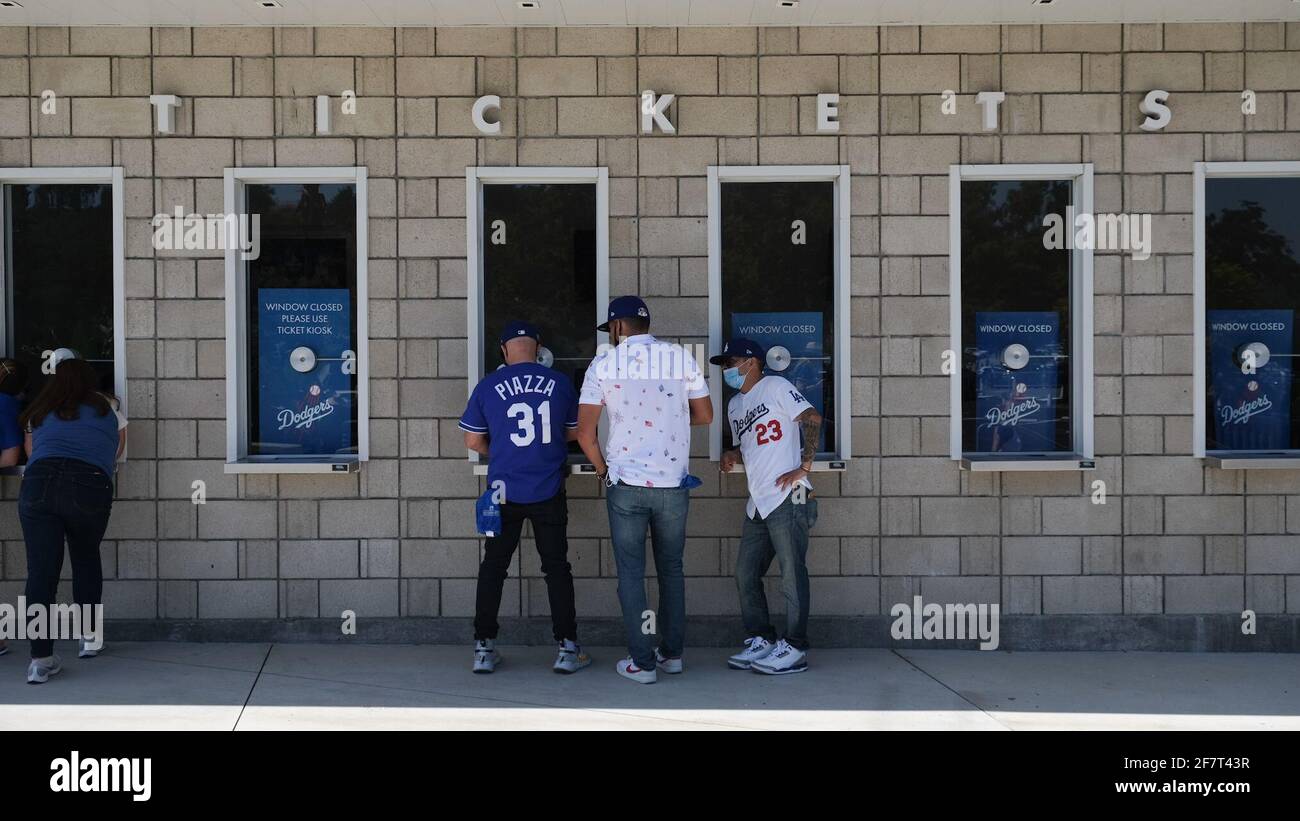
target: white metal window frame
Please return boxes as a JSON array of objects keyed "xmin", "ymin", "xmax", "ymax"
[
  {"xmin": 464, "ymin": 166, "xmax": 610, "ymax": 476},
  {"xmin": 223, "ymin": 166, "xmax": 369, "ymax": 474},
  {"xmin": 948, "ymin": 163, "xmax": 1095, "ymax": 472},
  {"xmin": 706, "ymin": 164, "xmax": 852, "ymax": 469},
  {"xmin": 1194, "ymin": 160, "xmax": 1300, "ymax": 469},
  {"xmin": 0, "ymin": 166, "xmax": 127, "ymax": 470}
]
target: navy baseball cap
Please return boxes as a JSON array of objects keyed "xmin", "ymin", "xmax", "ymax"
[
  {"xmin": 499, "ymin": 320, "xmax": 540, "ymax": 345},
  {"xmin": 709, "ymin": 337, "xmax": 765, "ymax": 366},
  {"xmin": 597, "ymin": 295, "xmax": 650, "ymax": 331}
]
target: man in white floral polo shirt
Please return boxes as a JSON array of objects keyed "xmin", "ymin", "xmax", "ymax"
[{"xmin": 575, "ymin": 296, "xmax": 713, "ymax": 684}]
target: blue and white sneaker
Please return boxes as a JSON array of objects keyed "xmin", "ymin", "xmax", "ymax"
[
  {"xmin": 727, "ymin": 636, "xmax": 774, "ymax": 670},
  {"xmin": 749, "ymin": 639, "xmax": 807, "ymax": 675},
  {"xmin": 553, "ymin": 639, "xmax": 591, "ymax": 674},
  {"xmin": 472, "ymin": 639, "xmax": 500, "ymax": 674},
  {"xmin": 27, "ymin": 654, "xmax": 62, "ymax": 685}
]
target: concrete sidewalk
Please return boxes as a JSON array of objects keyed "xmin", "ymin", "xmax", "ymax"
[{"xmin": 0, "ymin": 642, "xmax": 1296, "ymax": 730}]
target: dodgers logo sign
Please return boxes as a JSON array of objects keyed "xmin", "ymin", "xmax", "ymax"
[
  {"xmin": 974, "ymin": 311, "xmax": 1062, "ymax": 452},
  {"xmin": 1207, "ymin": 309, "xmax": 1293, "ymax": 451},
  {"xmin": 257, "ymin": 287, "xmax": 354, "ymax": 455}
]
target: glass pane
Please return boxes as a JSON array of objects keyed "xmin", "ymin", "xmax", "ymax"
[
  {"xmin": 960, "ymin": 179, "xmax": 1073, "ymax": 454},
  {"xmin": 5, "ymin": 183, "xmax": 115, "ymax": 402},
  {"xmin": 1205, "ymin": 176, "xmax": 1300, "ymax": 452},
  {"xmin": 245, "ymin": 183, "xmax": 358, "ymax": 457},
  {"xmin": 481, "ymin": 182, "xmax": 597, "ymax": 456},
  {"xmin": 720, "ymin": 180, "xmax": 835, "ymax": 455}
]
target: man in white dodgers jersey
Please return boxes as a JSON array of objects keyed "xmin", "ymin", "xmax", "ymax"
[
  {"xmin": 713, "ymin": 337, "xmax": 823, "ymax": 675},
  {"xmin": 459, "ymin": 321, "xmax": 590, "ymax": 675}
]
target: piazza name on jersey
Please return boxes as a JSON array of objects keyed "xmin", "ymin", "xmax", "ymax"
[{"xmin": 494, "ymin": 372, "xmax": 559, "ymax": 401}]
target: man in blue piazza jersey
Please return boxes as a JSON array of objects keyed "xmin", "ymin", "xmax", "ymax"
[{"xmin": 459, "ymin": 321, "xmax": 589, "ymax": 675}]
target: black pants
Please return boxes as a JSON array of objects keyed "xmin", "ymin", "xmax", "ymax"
[
  {"xmin": 474, "ymin": 489, "xmax": 577, "ymax": 643},
  {"xmin": 19, "ymin": 458, "xmax": 114, "ymax": 659}
]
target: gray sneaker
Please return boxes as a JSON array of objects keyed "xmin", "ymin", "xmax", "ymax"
[
  {"xmin": 472, "ymin": 639, "xmax": 500, "ymax": 674},
  {"xmin": 553, "ymin": 639, "xmax": 591, "ymax": 674},
  {"xmin": 27, "ymin": 654, "xmax": 63, "ymax": 685},
  {"xmin": 79, "ymin": 637, "xmax": 104, "ymax": 658}
]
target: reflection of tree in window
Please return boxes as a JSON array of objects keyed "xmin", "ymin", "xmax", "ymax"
[
  {"xmin": 720, "ymin": 181, "xmax": 835, "ymax": 454},
  {"xmin": 5, "ymin": 184, "xmax": 114, "ymax": 402},
  {"xmin": 245, "ymin": 183, "xmax": 357, "ymax": 454},
  {"xmin": 482, "ymin": 184, "xmax": 596, "ymax": 455},
  {"xmin": 1205, "ymin": 178, "xmax": 1300, "ymax": 449},
  {"xmin": 960, "ymin": 180, "xmax": 1072, "ymax": 453}
]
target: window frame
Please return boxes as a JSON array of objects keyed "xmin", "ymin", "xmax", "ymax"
[
  {"xmin": 1194, "ymin": 160, "xmax": 1300, "ymax": 469},
  {"xmin": 948, "ymin": 162, "xmax": 1095, "ymax": 471},
  {"xmin": 706, "ymin": 164, "xmax": 852, "ymax": 469},
  {"xmin": 464, "ymin": 165, "xmax": 610, "ymax": 475},
  {"xmin": 222, "ymin": 166, "xmax": 370, "ymax": 474},
  {"xmin": 0, "ymin": 166, "xmax": 127, "ymax": 472}
]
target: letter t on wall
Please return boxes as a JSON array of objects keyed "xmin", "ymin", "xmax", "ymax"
[
  {"xmin": 148, "ymin": 94, "xmax": 181, "ymax": 134},
  {"xmin": 976, "ymin": 91, "xmax": 1005, "ymax": 131}
]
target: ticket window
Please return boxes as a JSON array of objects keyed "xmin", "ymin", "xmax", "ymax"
[
  {"xmin": 1196, "ymin": 164, "xmax": 1300, "ymax": 466},
  {"xmin": 466, "ymin": 167, "xmax": 609, "ymax": 471},
  {"xmin": 951, "ymin": 165, "xmax": 1094, "ymax": 470},
  {"xmin": 224, "ymin": 168, "xmax": 369, "ymax": 473},
  {"xmin": 0, "ymin": 169, "xmax": 125, "ymax": 471},
  {"xmin": 708, "ymin": 166, "xmax": 851, "ymax": 467}
]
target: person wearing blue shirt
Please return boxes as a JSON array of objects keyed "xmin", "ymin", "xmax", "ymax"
[
  {"xmin": 0, "ymin": 358, "xmax": 27, "ymax": 659},
  {"xmin": 459, "ymin": 321, "xmax": 588, "ymax": 675},
  {"xmin": 17, "ymin": 354, "xmax": 127, "ymax": 684},
  {"xmin": 0, "ymin": 358, "xmax": 26, "ymax": 469}
]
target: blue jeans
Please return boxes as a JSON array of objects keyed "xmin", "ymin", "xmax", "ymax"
[
  {"xmin": 735, "ymin": 493, "xmax": 817, "ymax": 651},
  {"xmin": 19, "ymin": 458, "xmax": 114, "ymax": 659},
  {"xmin": 606, "ymin": 482, "xmax": 689, "ymax": 670}
]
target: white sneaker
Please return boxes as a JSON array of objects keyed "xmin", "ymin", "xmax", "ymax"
[
  {"xmin": 727, "ymin": 636, "xmax": 774, "ymax": 670},
  {"xmin": 750, "ymin": 639, "xmax": 808, "ymax": 675},
  {"xmin": 616, "ymin": 657, "xmax": 657, "ymax": 684},
  {"xmin": 472, "ymin": 639, "xmax": 500, "ymax": 674},
  {"xmin": 553, "ymin": 640, "xmax": 592, "ymax": 674},
  {"xmin": 79, "ymin": 637, "xmax": 103, "ymax": 658},
  {"xmin": 27, "ymin": 654, "xmax": 62, "ymax": 685},
  {"xmin": 654, "ymin": 648, "xmax": 683, "ymax": 674}
]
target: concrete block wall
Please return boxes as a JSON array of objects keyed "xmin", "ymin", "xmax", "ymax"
[{"xmin": 1, "ymin": 22, "xmax": 1299, "ymax": 638}]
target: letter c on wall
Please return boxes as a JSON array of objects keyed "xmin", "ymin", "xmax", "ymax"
[{"xmin": 473, "ymin": 95, "xmax": 502, "ymax": 135}]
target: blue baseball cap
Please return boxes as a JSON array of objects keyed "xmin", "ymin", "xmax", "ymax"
[
  {"xmin": 710, "ymin": 337, "xmax": 765, "ymax": 366},
  {"xmin": 499, "ymin": 320, "xmax": 540, "ymax": 345},
  {"xmin": 597, "ymin": 295, "xmax": 650, "ymax": 332}
]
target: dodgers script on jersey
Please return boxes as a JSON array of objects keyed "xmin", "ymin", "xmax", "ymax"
[
  {"xmin": 728, "ymin": 375, "xmax": 813, "ymax": 519},
  {"xmin": 459, "ymin": 362, "xmax": 578, "ymax": 504}
]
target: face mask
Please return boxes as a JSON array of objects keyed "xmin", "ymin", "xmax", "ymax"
[{"xmin": 723, "ymin": 362, "xmax": 748, "ymax": 390}]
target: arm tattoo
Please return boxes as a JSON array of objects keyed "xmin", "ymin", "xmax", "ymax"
[{"xmin": 797, "ymin": 410, "xmax": 821, "ymax": 467}]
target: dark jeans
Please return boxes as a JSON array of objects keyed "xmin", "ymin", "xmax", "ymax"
[
  {"xmin": 606, "ymin": 482, "xmax": 689, "ymax": 670},
  {"xmin": 19, "ymin": 457, "xmax": 114, "ymax": 659},
  {"xmin": 735, "ymin": 493, "xmax": 817, "ymax": 651},
  {"xmin": 474, "ymin": 489, "xmax": 577, "ymax": 643}
]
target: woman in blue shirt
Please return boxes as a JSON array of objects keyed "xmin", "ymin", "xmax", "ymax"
[{"xmin": 17, "ymin": 357, "xmax": 127, "ymax": 684}]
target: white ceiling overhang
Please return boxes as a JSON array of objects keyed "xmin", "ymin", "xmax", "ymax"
[{"xmin": 0, "ymin": 0, "xmax": 1297, "ymax": 28}]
